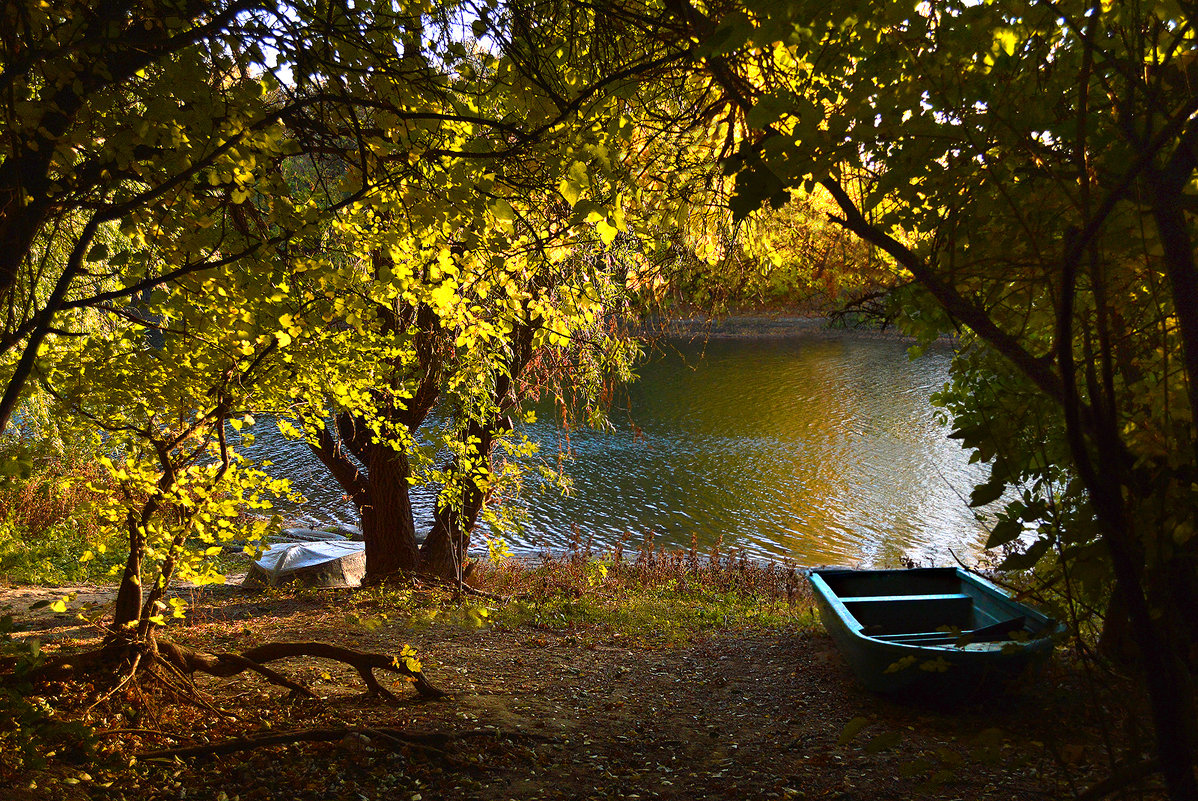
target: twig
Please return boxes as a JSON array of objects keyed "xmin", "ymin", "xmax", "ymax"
[
  {"xmin": 85, "ymin": 650, "xmax": 143, "ymax": 714},
  {"xmin": 138, "ymin": 726, "xmax": 557, "ymax": 761},
  {"xmin": 96, "ymin": 727, "xmax": 174, "ymax": 739},
  {"xmin": 143, "ymin": 661, "xmax": 239, "ymax": 720},
  {"xmin": 414, "ymin": 572, "xmax": 520, "ymax": 602}
]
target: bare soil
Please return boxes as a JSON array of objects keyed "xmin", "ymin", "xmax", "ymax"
[{"xmin": 1, "ymin": 581, "xmax": 1148, "ymax": 801}]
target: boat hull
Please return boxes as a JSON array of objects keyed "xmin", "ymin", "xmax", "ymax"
[{"xmin": 809, "ymin": 567, "xmax": 1057, "ymax": 697}]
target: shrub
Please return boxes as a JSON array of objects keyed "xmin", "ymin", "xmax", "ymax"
[{"xmin": 0, "ymin": 439, "xmax": 120, "ymax": 586}]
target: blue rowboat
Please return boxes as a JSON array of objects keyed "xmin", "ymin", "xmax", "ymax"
[{"xmin": 808, "ymin": 567, "xmax": 1059, "ymax": 696}]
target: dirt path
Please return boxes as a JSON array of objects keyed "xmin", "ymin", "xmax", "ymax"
[
  {"xmin": 4, "ymin": 584, "xmax": 1114, "ymax": 800},
  {"xmin": 393, "ymin": 629, "xmax": 1078, "ymax": 800}
]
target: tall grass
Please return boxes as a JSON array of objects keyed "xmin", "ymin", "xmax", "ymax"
[
  {"xmin": 0, "ymin": 444, "xmax": 121, "ymax": 586},
  {"xmin": 474, "ymin": 531, "xmax": 817, "ymax": 643}
]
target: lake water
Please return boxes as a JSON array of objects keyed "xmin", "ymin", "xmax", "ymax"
[{"xmin": 246, "ymin": 334, "xmax": 990, "ymax": 568}]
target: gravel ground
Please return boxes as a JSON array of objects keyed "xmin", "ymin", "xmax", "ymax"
[{"xmin": 2, "ymin": 581, "xmax": 1136, "ymax": 801}]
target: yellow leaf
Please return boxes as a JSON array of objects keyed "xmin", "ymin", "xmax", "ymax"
[
  {"xmin": 993, "ymin": 28, "xmax": 1019, "ymax": 57},
  {"xmin": 491, "ymin": 199, "xmax": 515, "ymax": 222},
  {"xmin": 430, "ymin": 281, "xmax": 457, "ymax": 311},
  {"xmin": 596, "ymin": 219, "xmax": 618, "ymax": 247}
]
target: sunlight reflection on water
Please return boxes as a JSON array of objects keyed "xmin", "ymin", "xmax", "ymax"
[{"xmin": 244, "ymin": 334, "xmax": 989, "ymax": 568}]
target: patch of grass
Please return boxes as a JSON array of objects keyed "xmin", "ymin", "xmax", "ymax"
[
  {"xmin": 206, "ymin": 548, "xmax": 254, "ymax": 579},
  {"xmin": 495, "ymin": 584, "xmax": 815, "ymax": 646},
  {"xmin": 305, "ymin": 535, "xmax": 818, "ymax": 646},
  {"xmin": 0, "ymin": 520, "xmax": 126, "ymax": 586},
  {"xmin": 466, "ymin": 535, "xmax": 819, "ymax": 644},
  {"xmin": 0, "ymin": 447, "xmax": 123, "ymax": 586}
]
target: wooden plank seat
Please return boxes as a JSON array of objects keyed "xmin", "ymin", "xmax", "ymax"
[
  {"xmin": 841, "ymin": 593, "xmax": 975, "ymax": 635},
  {"xmin": 872, "ymin": 615, "xmax": 1027, "ymax": 645},
  {"xmin": 838, "ymin": 593, "xmax": 973, "ymax": 604}
]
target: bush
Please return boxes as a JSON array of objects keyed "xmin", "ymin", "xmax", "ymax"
[{"xmin": 0, "ymin": 439, "xmax": 120, "ymax": 586}]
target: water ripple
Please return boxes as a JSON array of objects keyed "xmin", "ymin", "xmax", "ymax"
[{"xmin": 246, "ymin": 334, "xmax": 989, "ymax": 567}]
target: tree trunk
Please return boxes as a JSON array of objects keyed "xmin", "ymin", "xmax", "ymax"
[
  {"xmin": 112, "ymin": 461, "xmax": 172, "ymax": 632},
  {"xmin": 1148, "ymin": 163, "xmax": 1198, "ymax": 452},
  {"xmin": 360, "ymin": 448, "xmax": 420, "ymax": 580},
  {"xmin": 418, "ymin": 514, "xmax": 469, "ymax": 582},
  {"xmin": 1099, "ymin": 515, "xmax": 1198, "ymax": 801},
  {"xmin": 112, "ymin": 534, "xmax": 144, "ymax": 630},
  {"xmin": 1057, "ymin": 247, "xmax": 1198, "ymax": 801},
  {"xmin": 1097, "ymin": 583, "xmax": 1138, "ymax": 666},
  {"xmin": 307, "ymin": 415, "xmax": 422, "ymax": 582},
  {"xmin": 418, "ymin": 422, "xmax": 497, "ymax": 581}
]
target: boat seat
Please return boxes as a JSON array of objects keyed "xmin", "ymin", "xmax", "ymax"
[
  {"xmin": 842, "ymin": 593, "xmax": 974, "ymax": 635},
  {"xmin": 872, "ymin": 615, "xmax": 1027, "ymax": 644},
  {"xmin": 838, "ymin": 593, "xmax": 972, "ymax": 604}
]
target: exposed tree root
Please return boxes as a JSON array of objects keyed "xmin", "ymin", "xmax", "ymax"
[
  {"xmin": 6, "ymin": 637, "xmax": 446, "ymax": 703},
  {"xmin": 139, "ymin": 726, "xmax": 557, "ymax": 761},
  {"xmin": 414, "ymin": 571, "xmax": 521, "ymax": 602},
  {"xmin": 156, "ymin": 639, "xmax": 447, "ymax": 701},
  {"xmin": 153, "ymin": 641, "xmax": 320, "ymax": 699}
]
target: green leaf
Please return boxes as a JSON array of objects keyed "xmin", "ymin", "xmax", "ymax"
[
  {"xmin": 969, "ymin": 480, "xmax": 1005, "ymax": 507},
  {"xmin": 985, "ymin": 518, "xmax": 1024, "ymax": 549},
  {"xmin": 697, "ymin": 11, "xmax": 754, "ymax": 57},
  {"xmin": 838, "ymin": 716, "xmax": 870, "ymax": 745},
  {"xmin": 491, "ymin": 199, "xmax": 516, "ymax": 223},
  {"xmin": 999, "ymin": 538, "xmax": 1051, "ymax": 571},
  {"xmin": 85, "ymin": 243, "xmax": 109, "ymax": 262},
  {"xmin": 730, "ymin": 160, "xmax": 788, "ymax": 222},
  {"xmin": 745, "ymin": 94, "xmax": 790, "ymax": 130},
  {"xmin": 560, "ymin": 161, "xmax": 588, "ymax": 205},
  {"xmin": 993, "ymin": 28, "xmax": 1020, "ymax": 57}
]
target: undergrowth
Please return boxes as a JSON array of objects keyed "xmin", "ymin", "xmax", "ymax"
[
  {"xmin": 0, "ymin": 444, "xmax": 123, "ymax": 586},
  {"xmin": 457, "ymin": 533, "xmax": 817, "ymax": 644}
]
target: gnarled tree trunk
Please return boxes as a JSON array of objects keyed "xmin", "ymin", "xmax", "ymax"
[
  {"xmin": 418, "ymin": 422, "xmax": 496, "ymax": 581},
  {"xmin": 308, "ymin": 412, "xmax": 423, "ymax": 582},
  {"xmin": 418, "ymin": 319, "xmax": 534, "ymax": 581},
  {"xmin": 361, "ymin": 447, "xmax": 420, "ymax": 577}
]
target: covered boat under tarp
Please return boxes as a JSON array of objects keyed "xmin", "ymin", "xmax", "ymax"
[
  {"xmin": 267, "ymin": 527, "xmax": 356, "ymax": 544},
  {"xmin": 244, "ymin": 540, "xmax": 366, "ymax": 588}
]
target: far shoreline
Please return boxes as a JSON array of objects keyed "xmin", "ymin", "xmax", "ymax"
[{"xmin": 636, "ymin": 313, "xmax": 957, "ymax": 343}]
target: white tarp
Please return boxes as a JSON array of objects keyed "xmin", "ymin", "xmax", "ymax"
[
  {"xmin": 245, "ymin": 540, "xmax": 366, "ymax": 587},
  {"xmin": 267, "ymin": 527, "xmax": 351, "ymax": 544}
]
